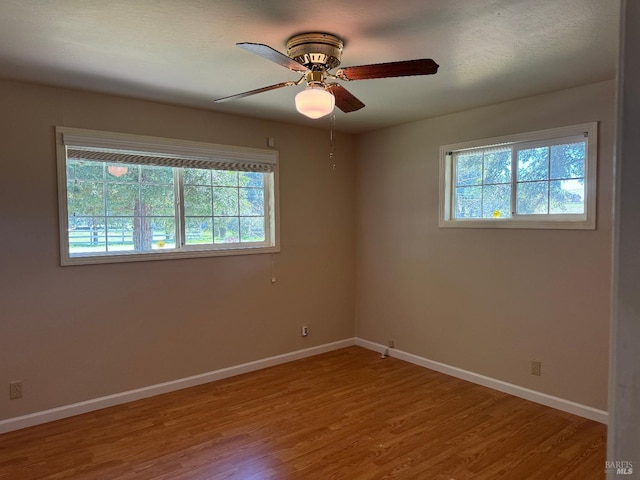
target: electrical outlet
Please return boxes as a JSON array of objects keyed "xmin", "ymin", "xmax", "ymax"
[
  {"xmin": 301, "ymin": 325, "xmax": 309, "ymax": 337},
  {"xmin": 531, "ymin": 360, "xmax": 542, "ymax": 376},
  {"xmin": 9, "ymin": 381, "xmax": 23, "ymax": 400}
]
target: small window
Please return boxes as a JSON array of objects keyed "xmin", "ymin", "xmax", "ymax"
[
  {"xmin": 57, "ymin": 127, "xmax": 279, "ymax": 265},
  {"xmin": 440, "ymin": 123, "xmax": 597, "ymax": 229}
]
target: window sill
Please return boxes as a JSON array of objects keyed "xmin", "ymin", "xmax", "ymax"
[
  {"xmin": 61, "ymin": 245, "xmax": 280, "ymax": 266},
  {"xmin": 439, "ymin": 217, "xmax": 595, "ymax": 230}
]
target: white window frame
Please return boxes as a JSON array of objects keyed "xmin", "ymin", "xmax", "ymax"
[
  {"xmin": 56, "ymin": 127, "xmax": 280, "ymax": 265},
  {"xmin": 439, "ymin": 122, "xmax": 598, "ymax": 229}
]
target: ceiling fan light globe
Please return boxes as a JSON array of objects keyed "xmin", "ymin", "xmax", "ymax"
[{"xmin": 295, "ymin": 86, "xmax": 335, "ymax": 119}]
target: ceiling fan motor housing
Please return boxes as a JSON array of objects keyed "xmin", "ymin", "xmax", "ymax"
[{"xmin": 286, "ymin": 33, "xmax": 344, "ymax": 70}]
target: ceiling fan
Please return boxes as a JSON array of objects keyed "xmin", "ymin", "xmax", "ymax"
[{"xmin": 214, "ymin": 32, "xmax": 439, "ymax": 119}]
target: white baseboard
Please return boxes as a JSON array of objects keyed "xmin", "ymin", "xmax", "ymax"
[
  {"xmin": 0, "ymin": 338, "xmax": 356, "ymax": 434},
  {"xmin": 1, "ymin": 337, "xmax": 607, "ymax": 434},
  {"xmin": 355, "ymin": 337, "xmax": 608, "ymax": 424}
]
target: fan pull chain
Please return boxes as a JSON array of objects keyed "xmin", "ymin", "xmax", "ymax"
[{"xmin": 329, "ymin": 113, "xmax": 336, "ymax": 170}]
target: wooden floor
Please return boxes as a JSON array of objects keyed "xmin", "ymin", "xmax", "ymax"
[{"xmin": 0, "ymin": 347, "xmax": 606, "ymax": 479}]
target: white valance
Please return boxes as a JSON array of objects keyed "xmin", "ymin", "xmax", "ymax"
[{"xmin": 61, "ymin": 128, "xmax": 277, "ymax": 173}]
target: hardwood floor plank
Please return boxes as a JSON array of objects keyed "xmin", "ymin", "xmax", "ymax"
[{"xmin": 0, "ymin": 347, "xmax": 606, "ymax": 479}]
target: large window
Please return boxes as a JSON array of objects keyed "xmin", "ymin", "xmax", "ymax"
[
  {"xmin": 57, "ymin": 127, "xmax": 279, "ymax": 265},
  {"xmin": 439, "ymin": 123, "xmax": 597, "ymax": 229}
]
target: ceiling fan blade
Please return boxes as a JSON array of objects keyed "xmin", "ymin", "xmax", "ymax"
[
  {"xmin": 214, "ymin": 81, "xmax": 296, "ymax": 103},
  {"xmin": 326, "ymin": 84, "xmax": 365, "ymax": 113},
  {"xmin": 337, "ymin": 58, "xmax": 439, "ymax": 81},
  {"xmin": 237, "ymin": 43, "xmax": 309, "ymax": 73}
]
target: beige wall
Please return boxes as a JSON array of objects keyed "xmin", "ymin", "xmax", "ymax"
[
  {"xmin": 0, "ymin": 79, "xmax": 356, "ymax": 420},
  {"xmin": 1, "ymin": 77, "xmax": 615, "ymax": 422},
  {"xmin": 355, "ymin": 80, "xmax": 615, "ymax": 410}
]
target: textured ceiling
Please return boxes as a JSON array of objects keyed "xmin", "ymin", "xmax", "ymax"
[{"xmin": 0, "ymin": 0, "xmax": 620, "ymax": 133}]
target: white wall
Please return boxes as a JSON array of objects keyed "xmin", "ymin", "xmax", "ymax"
[
  {"xmin": 355, "ymin": 80, "xmax": 615, "ymax": 411},
  {"xmin": 608, "ymin": 0, "xmax": 640, "ymax": 472}
]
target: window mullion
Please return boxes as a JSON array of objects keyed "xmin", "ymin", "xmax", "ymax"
[
  {"xmin": 176, "ymin": 168, "xmax": 185, "ymax": 249},
  {"xmin": 211, "ymin": 172, "xmax": 215, "ymax": 244},
  {"xmin": 103, "ymin": 164, "xmax": 109, "ymax": 252},
  {"xmin": 510, "ymin": 146, "xmax": 517, "ymax": 217},
  {"xmin": 137, "ymin": 167, "xmax": 143, "ymax": 251},
  {"xmin": 452, "ymin": 155, "xmax": 458, "ymax": 219},
  {"xmin": 236, "ymin": 174, "xmax": 241, "ymax": 242},
  {"xmin": 264, "ymin": 174, "xmax": 271, "ymax": 246},
  {"xmin": 546, "ymin": 146, "xmax": 551, "ymax": 214},
  {"xmin": 480, "ymin": 153, "xmax": 485, "ymax": 218}
]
